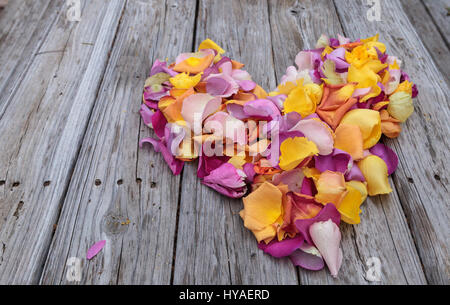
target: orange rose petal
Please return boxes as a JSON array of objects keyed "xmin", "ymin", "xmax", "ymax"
[
  {"xmin": 231, "ymin": 60, "xmax": 245, "ymax": 69},
  {"xmin": 314, "ymin": 171, "xmax": 348, "ymax": 208},
  {"xmin": 317, "ymin": 83, "xmax": 358, "ymax": 129},
  {"xmin": 240, "ymin": 181, "xmax": 283, "ymax": 242},
  {"xmin": 334, "ymin": 123, "xmax": 364, "ymax": 160},
  {"xmin": 380, "ymin": 109, "xmax": 402, "ymax": 138},
  {"xmin": 252, "ymin": 84, "xmax": 268, "ymax": 99},
  {"xmin": 173, "ymin": 54, "xmax": 214, "ymax": 74}
]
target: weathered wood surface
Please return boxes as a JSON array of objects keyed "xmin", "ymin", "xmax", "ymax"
[
  {"xmin": 269, "ymin": 0, "xmax": 426, "ymax": 285},
  {"xmin": 0, "ymin": 0, "xmax": 63, "ymax": 116},
  {"xmin": 40, "ymin": 0, "xmax": 197, "ymax": 284},
  {"xmin": 0, "ymin": 0, "xmax": 448, "ymax": 284},
  {"xmin": 173, "ymin": 0, "xmax": 299, "ymax": 285},
  {"xmin": 422, "ymin": 0, "xmax": 450, "ymax": 46},
  {"xmin": 0, "ymin": 0, "xmax": 125, "ymax": 284},
  {"xmin": 400, "ymin": 0, "xmax": 450, "ymax": 84},
  {"xmin": 335, "ymin": 0, "xmax": 449, "ymax": 285}
]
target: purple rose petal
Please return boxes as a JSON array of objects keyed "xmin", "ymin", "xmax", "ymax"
[
  {"xmin": 86, "ymin": 240, "xmax": 106, "ymax": 260},
  {"xmin": 289, "ymin": 243, "xmax": 325, "ymax": 271},
  {"xmin": 301, "ymin": 177, "xmax": 317, "ymax": 196},
  {"xmin": 243, "ymin": 163, "xmax": 256, "ymax": 183},
  {"xmin": 206, "ymin": 77, "xmax": 230, "ymax": 96},
  {"xmin": 369, "ymin": 143, "xmax": 399, "ymax": 175},
  {"xmin": 202, "ymin": 163, "xmax": 247, "ymax": 198},
  {"xmin": 295, "ymin": 203, "xmax": 340, "ymax": 245},
  {"xmin": 314, "ymin": 148, "xmax": 352, "ymax": 174},
  {"xmin": 345, "ymin": 163, "xmax": 366, "ymax": 182},
  {"xmin": 140, "ymin": 104, "xmax": 154, "ymax": 127},
  {"xmin": 258, "ymin": 235, "xmax": 304, "ymax": 258}
]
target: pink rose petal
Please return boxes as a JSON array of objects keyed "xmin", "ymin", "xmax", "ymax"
[
  {"xmin": 86, "ymin": 240, "xmax": 106, "ymax": 260},
  {"xmin": 309, "ymin": 219, "xmax": 343, "ymax": 277}
]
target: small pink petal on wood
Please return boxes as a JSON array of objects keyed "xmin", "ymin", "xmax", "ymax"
[{"xmin": 86, "ymin": 240, "xmax": 106, "ymax": 260}]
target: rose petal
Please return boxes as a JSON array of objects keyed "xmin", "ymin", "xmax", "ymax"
[
  {"xmin": 289, "ymin": 118, "xmax": 334, "ymax": 155},
  {"xmin": 344, "ymin": 162, "xmax": 366, "ymax": 182},
  {"xmin": 151, "ymin": 110, "xmax": 168, "ymax": 139},
  {"xmin": 309, "ymin": 219, "xmax": 343, "ymax": 277},
  {"xmin": 279, "ymin": 137, "xmax": 319, "ymax": 171},
  {"xmin": 238, "ymin": 80, "xmax": 257, "ymax": 92},
  {"xmin": 202, "ymin": 163, "xmax": 247, "ymax": 198},
  {"xmin": 358, "ymin": 155, "xmax": 393, "ymax": 195},
  {"xmin": 300, "ymin": 177, "xmax": 317, "ymax": 196},
  {"xmin": 314, "ymin": 171, "xmax": 348, "ymax": 207},
  {"xmin": 340, "ymin": 109, "xmax": 381, "ymax": 149},
  {"xmin": 295, "ymin": 203, "xmax": 340, "ymax": 245},
  {"xmin": 240, "ymin": 182, "xmax": 283, "ymax": 242},
  {"xmin": 334, "ymin": 123, "xmax": 364, "ymax": 160},
  {"xmin": 243, "ymin": 163, "xmax": 256, "ymax": 183},
  {"xmin": 243, "ymin": 99, "xmax": 281, "ymax": 121},
  {"xmin": 258, "ymin": 235, "xmax": 304, "ymax": 258},
  {"xmin": 140, "ymin": 104, "xmax": 154, "ymax": 127},
  {"xmin": 272, "ymin": 168, "xmax": 305, "ymax": 193},
  {"xmin": 314, "ymin": 148, "xmax": 352, "ymax": 174},
  {"xmin": 388, "ymin": 91, "xmax": 414, "ymax": 122},
  {"xmin": 86, "ymin": 240, "xmax": 106, "ymax": 260},
  {"xmin": 290, "ymin": 243, "xmax": 325, "ymax": 271},
  {"xmin": 181, "ymin": 93, "xmax": 222, "ymax": 127},
  {"xmin": 369, "ymin": 143, "xmax": 399, "ymax": 175}
]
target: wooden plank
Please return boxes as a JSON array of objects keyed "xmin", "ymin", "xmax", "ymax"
[
  {"xmin": 335, "ymin": 0, "xmax": 449, "ymax": 285},
  {"xmin": 423, "ymin": 0, "xmax": 450, "ymax": 46},
  {"xmin": 172, "ymin": 0, "xmax": 299, "ymax": 285},
  {"xmin": 400, "ymin": 0, "xmax": 450, "ymax": 84},
  {"xmin": 268, "ymin": 0, "xmax": 426, "ymax": 284},
  {"xmin": 0, "ymin": 0, "xmax": 8, "ymax": 9},
  {"xmin": 0, "ymin": 0, "xmax": 125, "ymax": 284},
  {"xmin": 40, "ymin": 0, "xmax": 197, "ymax": 284},
  {"xmin": 0, "ymin": 0, "xmax": 63, "ymax": 116}
]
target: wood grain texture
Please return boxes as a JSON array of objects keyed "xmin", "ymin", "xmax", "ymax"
[
  {"xmin": 0, "ymin": 0, "xmax": 445, "ymax": 285},
  {"xmin": 335, "ymin": 0, "xmax": 449, "ymax": 285},
  {"xmin": 40, "ymin": 0, "xmax": 197, "ymax": 285},
  {"xmin": 0, "ymin": 0, "xmax": 125, "ymax": 284},
  {"xmin": 422, "ymin": 0, "xmax": 450, "ymax": 46},
  {"xmin": 0, "ymin": 0, "xmax": 63, "ymax": 117},
  {"xmin": 400, "ymin": 0, "xmax": 450, "ymax": 84},
  {"xmin": 269, "ymin": 0, "xmax": 426, "ymax": 284},
  {"xmin": 172, "ymin": 0, "xmax": 299, "ymax": 285}
]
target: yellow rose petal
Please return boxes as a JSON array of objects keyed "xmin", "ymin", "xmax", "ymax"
[
  {"xmin": 284, "ymin": 81, "xmax": 322, "ymax": 117},
  {"xmin": 388, "ymin": 91, "xmax": 414, "ymax": 122},
  {"xmin": 228, "ymin": 155, "xmax": 247, "ymax": 169},
  {"xmin": 347, "ymin": 180, "xmax": 368, "ymax": 203},
  {"xmin": 169, "ymin": 72, "xmax": 202, "ymax": 89},
  {"xmin": 279, "ymin": 137, "xmax": 319, "ymax": 171},
  {"xmin": 198, "ymin": 38, "xmax": 225, "ymax": 63},
  {"xmin": 241, "ymin": 182, "xmax": 282, "ymax": 242},
  {"xmin": 358, "ymin": 155, "xmax": 392, "ymax": 196},
  {"xmin": 338, "ymin": 181, "xmax": 367, "ymax": 224},
  {"xmin": 198, "ymin": 38, "xmax": 225, "ymax": 54},
  {"xmin": 340, "ymin": 109, "xmax": 381, "ymax": 149}
]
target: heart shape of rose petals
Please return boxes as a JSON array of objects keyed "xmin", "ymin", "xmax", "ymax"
[{"xmin": 139, "ymin": 35, "xmax": 418, "ymax": 277}]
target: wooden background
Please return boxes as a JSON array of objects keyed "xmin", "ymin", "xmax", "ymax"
[{"xmin": 0, "ymin": 0, "xmax": 448, "ymax": 284}]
